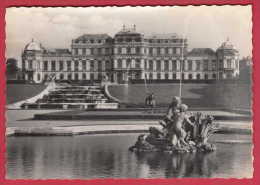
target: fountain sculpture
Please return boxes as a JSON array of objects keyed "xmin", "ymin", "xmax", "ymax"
[{"xmin": 129, "ymin": 96, "xmax": 219, "ymax": 153}]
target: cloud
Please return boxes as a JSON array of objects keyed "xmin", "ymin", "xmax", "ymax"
[{"xmin": 5, "ymin": 6, "xmax": 252, "ymax": 60}]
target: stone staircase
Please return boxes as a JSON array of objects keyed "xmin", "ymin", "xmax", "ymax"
[{"xmin": 21, "ymin": 84, "xmax": 118, "ymax": 110}]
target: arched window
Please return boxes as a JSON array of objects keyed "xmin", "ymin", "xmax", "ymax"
[
  {"xmin": 37, "ymin": 73, "xmax": 41, "ymax": 81},
  {"xmin": 82, "ymin": 73, "xmax": 86, "ymax": 80},
  {"xmin": 44, "ymin": 74, "xmax": 48, "ymax": 80},
  {"xmin": 149, "ymin": 73, "xmax": 153, "ymax": 79},
  {"xmin": 68, "ymin": 73, "xmax": 72, "ymax": 80},
  {"xmin": 60, "ymin": 73, "xmax": 64, "ymax": 80},
  {"xmin": 75, "ymin": 73, "xmax": 79, "ymax": 81},
  {"xmin": 165, "ymin": 73, "xmax": 169, "ymax": 80},
  {"xmin": 182, "ymin": 73, "xmax": 185, "ymax": 80},
  {"xmin": 157, "ymin": 73, "xmax": 161, "ymax": 80},
  {"xmin": 196, "ymin": 74, "xmax": 201, "ymax": 80}
]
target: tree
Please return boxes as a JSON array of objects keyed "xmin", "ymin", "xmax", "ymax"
[{"xmin": 6, "ymin": 58, "xmax": 20, "ymax": 80}]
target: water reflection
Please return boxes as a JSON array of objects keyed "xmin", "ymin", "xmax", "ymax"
[{"xmin": 6, "ymin": 134, "xmax": 252, "ymax": 179}]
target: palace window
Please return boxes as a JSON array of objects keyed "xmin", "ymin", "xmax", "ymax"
[
  {"xmin": 98, "ymin": 61, "xmax": 102, "ymax": 71},
  {"xmin": 105, "ymin": 60, "xmax": 110, "ymax": 70},
  {"xmin": 68, "ymin": 73, "xmax": 72, "ymax": 80},
  {"xmin": 105, "ymin": 48, "xmax": 110, "ymax": 55},
  {"xmin": 74, "ymin": 48, "xmax": 78, "ymax": 55},
  {"xmin": 173, "ymin": 73, "xmax": 176, "ymax": 79},
  {"xmin": 44, "ymin": 74, "xmax": 48, "ymax": 80},
  {"xmin": 164, "ymin": 60, "xmax": 169, "ymax": 71},
  {"xmin": 156, "ymin": 60, "xmax": 161, "ymax": 71},
  {"xmin": 117, "ymin": 47, "xmax": 121, "ymax": 54},
  {"xmin": 165, "ymin": 73, "xmax": 169, "ymax": 80},
  {"xmin": 149, "ymin": 48, "xmax": 153, "ymax": 55},
  {"xmin": 82, "ymin": 61, "xmax": 86, "ymax": 71},
  {"xmin": 67, "ymin": 61, "xmax": 71, "ymax": 71},
  {"xmin": 90, "ymin": 73, "xmax": 94, "ymax": 80},
  {"xmin": 82, "ymin": 48, "xmax": 86, "ymax": 55},
  {"xmin": 127, "ymin": 47, "xmax": 131, "ymax": 54},
  {"xmin": 188, "ymin": 74, "xmax": 193, "ymax": 80},
  {"xmin": 205, "ymin": 74, "xmax": 208, "ymax": 80},
  {"xmin": 196, "ymin": 74, "xmax": 201, "ymax": 80},
  {"xmin": 28, "ymin": 60, "xmax": 33, "ymax": 70},
  {"xmin": 136, "ymin": 59, "xmax": 141, "ymax": 68},
  {"xmin": 90, "ymin": 48, "xmax": 94, "ymax": 55},
  {"xmin": 75, "ymin": 73, "xmax": 79, "ymax": 81},
  {"xmin": 172, "ymin": 60, "xmax": 177, "ymax": 71},
  {"xmin": 157, "ymin": 48, "xmax": 160, "ymax": 55},
  {"xmin": 219, "ymin": 60, "xmax": 223, "ymax": 69},
  {"xmin": 126, "ymin": 59, "xmax": 131, "ymax": 68},
  {"xmin": 22, "ymin": 61, "xmax": 25, "ymax": 70},
  {"xmin": 93, "ymin": 48, "xmax": 98, "ymax": 55},
  {"xmin": 37, "ymin": 73, "xmax": 41, "ymax": 81},
  {"xmin": 173, "ymin": 48, "xmax": 177, "ymax": 54},
  {"xmin": 98, "ymin": 48, "xmax": 102, "ymax": 55},
  {"xmin": 149, "ymin": 73, "xmax": 153, "ymax": 79},
  {"xmin": 60, "ymin": 73, "xmax": 64, "ymax": 80},
  {"xmin": 188, "ymin": 60, "xmax": 193, "ymax": 71},
  {"xmin": 136, "ymin": 47, "xmax": 140, "ymax": 54},
  {"xmin": 157, "ymin": 73, "xmax": 161, "ymax": 80},
  {"xmin": 212, "ymin": 73, "xmax": 217, "ymax": 79},
  {"xmin": 90, "ymin": 61, "xmax": 95, "ymax": 71},
  {"xmin": 212, "ymin": 60, "xmax": 217, "ymax": 70},
  {"xmin": 44, "ymin": 61, "xmax": 48, "ymax": 71},
  {"xmin": 59, "ymin": 61, "xmax": 63, "ymax": 71},
  {"xmin": 51, "ymin": 61, "xmax": 56, "ymax": 71},
  {"xmin": 149, "ymin": 60, "xmax": 153, "ymax": 70},
  {"xmin": 165, "ymin": 48, "xmax": 169, "ymax": 55},
  {"xmin": 118, "ymin": 59, "xmax": 122, "ymax": 68},
  {"xmin": 227, "ymin": 59, "xmax": 232, "ymax": 68},
  {"xmin": 203, "ymin": 60, "xmax": 209, "ymax": 71},
  {"xmin": 82, "ymin": 73, "xmax": 86, "ymax": 80},
  {"xmin": 196, "ymin": 60, "xmax": 201, "ymax": 71},
  {"xmin": 74, "ymin": 61, "xmax": 79, "ymax": 71}
]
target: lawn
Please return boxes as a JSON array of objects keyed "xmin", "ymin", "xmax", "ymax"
[
  {"xmin": 108, "ymin": 82, "xmax": 251, "ymax": 109},
  {"xmin": 6, "ymin": 84, "xmax": 47, "ymax": 104}
]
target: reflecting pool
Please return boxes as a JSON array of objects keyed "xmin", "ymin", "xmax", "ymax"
[{"xmin": 6, "ymin": 133, "xmax": 252, "ymax": 179}]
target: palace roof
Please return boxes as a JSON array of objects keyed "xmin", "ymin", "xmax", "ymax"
[
  {"xmin": 75, "ymin": 34, "xmax": 112, "ymax": 41},
  {"xmin": 188, "ymin": 48, "xmax": 216, "ymax": 57}
]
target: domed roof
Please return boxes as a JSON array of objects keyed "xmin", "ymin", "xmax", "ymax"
[
  {"xmin": 24, "ymin": 39, "xmax": 44, "ymax": 51},
  {"xmin": 218, "ymin": 38, "xmax": 236, "ymax": 50},
  {"xmin": 115, "ymin": 25, "xmax": 142, "ymax": 37}
]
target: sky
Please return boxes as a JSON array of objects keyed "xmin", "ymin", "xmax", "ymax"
[{"xmin": 5, "ymin": 6, "xmax": 252, "ymax": 60}]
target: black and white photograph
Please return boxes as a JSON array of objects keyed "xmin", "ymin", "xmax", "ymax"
[{"xmin": 5, "ymin": 6, "xmax": 253, "ymax": 179}]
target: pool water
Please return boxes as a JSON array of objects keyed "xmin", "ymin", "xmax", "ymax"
[{"xmin": 6, "ymin": 133, "xmax": 253, "ymax": 179}]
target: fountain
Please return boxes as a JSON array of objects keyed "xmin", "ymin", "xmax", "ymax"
[{"xmin": 129, "ymin": 97, "xmax": 219, "ymax": 153}]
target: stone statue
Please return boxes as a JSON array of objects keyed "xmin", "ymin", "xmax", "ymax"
[{"xmin": 129, "ymin": 96, "xmax": 219, "ymax": 153}]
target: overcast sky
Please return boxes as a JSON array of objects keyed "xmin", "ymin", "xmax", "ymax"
[{"xmin": 5, "ymin": 6, "xmax": 252, "ymax": 60}]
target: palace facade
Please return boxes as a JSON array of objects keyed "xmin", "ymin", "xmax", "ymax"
[{"xmin": 20, "ymin": 26, "xmax": 240, "ymax": 84}]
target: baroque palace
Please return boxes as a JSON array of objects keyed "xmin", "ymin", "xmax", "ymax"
[{"xmin": 21, "ymin": 25, "xmax": 239, "ymax": 84}]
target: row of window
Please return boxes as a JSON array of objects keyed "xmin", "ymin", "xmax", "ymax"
[
  {"xmin": 144, "ymin": 73, "xmax": 217, "ymax": 80},
  {"xmin": 74, "ymin": 39, "xmax": 111, "ymax": 44},
  {"xmin": 73, "ymin": 47, "xmax": 111, "ymax": 55},
  {"xmin": 115, "ymin": 38, "xmax": 184, "ymax": 44},
  {"xmin": 72, "ymin": 47, "xmax": 183, "ymax": 56},
  {"xmin": 114, "ymin": 47, "xmax": 182, "ymax": 55},
  {"xmin": 115, "ymin": 59, "xmax": 218, "ymax": 71},
  {"xmin": 42, "ymin": 60, "xmax": 110, "ymax": 71},
  {"xmin": 40, "ymin": 73, "xmax": 103, "ymax": 81}
]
